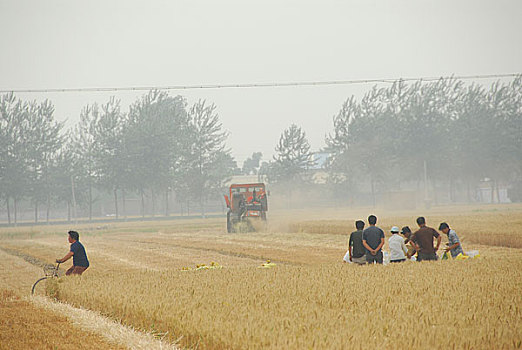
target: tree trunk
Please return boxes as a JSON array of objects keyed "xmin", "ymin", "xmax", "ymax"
[
  {"xmin": 490, "ymin": 179, "xmax": 495, "ymax": 204},
  {"xmin": 449, "ymin": 176, "xmax": 454, "ymax": 203},
  {"xmin": 495, "ymin": 180, "xmax": 501, "ymax": 203},
  {"xmin": 151, "ymin": 188, "xmax": 155, "ymax": 217},
  {"xmin": 433, "ymin": 180, "xmax": 438, "ymax": 205},
  {"xmin": 14, "ymin": 197, "xmax": 18, "ymax": 226},
  {"xmin": 114, "ymin": 188, "xmax": 119, "ymax": 220},
  {"xmin": 34, "ymin": 201, "xmax": 38, "ymax": 223},
  {"xmin": 187, "ymin": 200, "xmax": 190, "ymax": 216},
  {"xmin": 6, "ymin": 197, "xmax": 11, "ymax": 225},
  {"xmin": 423, "ymin": 160, "xmax": 429, "ymax": 201},
  {"xmin": 88, "ymin": 181, "xmax": 92, "ymax": 221},
  {"xmin": 71, "ymin": 175, "xmax": 78, "ymax": 224},
  {"xmin": 140, "ymin": 189, "xmax": 145, "ymax": 218},
  {"xmin": 122, "ymin": 189, "xmax": 127, "ymax": 220},
  {"xmin": 200, "ymin": 193, "xmax": 206, "ymax": 218},
  {"xmin": 165, "ymin": 189, "xmax": 169, "ymax": 217},
  {"xmin": 46, "ymin": 194, "xmax": 50, "ymax": 224},
  {"xmin": 67, "ymin": 201, "xmax": 71, "ymax": 222},
  {"xmin": 370, "ymin": 176, "xmax": 376, "ymax": 208}
]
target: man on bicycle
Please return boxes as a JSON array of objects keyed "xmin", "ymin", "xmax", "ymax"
[{"xmin": 56, "ymin": 230, "xmax": 90, "ymax": 275}]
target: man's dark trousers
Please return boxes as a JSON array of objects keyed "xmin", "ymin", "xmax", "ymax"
[{"xmin": 366, "ymin": 251, "xmax": 383, "ymax": 264}]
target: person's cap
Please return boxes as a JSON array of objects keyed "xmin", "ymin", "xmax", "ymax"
[{"xmin": 390, "ymin": 226, "xmax": 400, "ymax": 233}]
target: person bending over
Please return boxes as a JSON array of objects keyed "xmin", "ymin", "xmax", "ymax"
[
  {"xmin": 439, "ymin": 222, "xmax": 464, "ymax": 258},
  {"xmin": 56, "ymin": 230, "xmax": 90, "ymax": 275}
]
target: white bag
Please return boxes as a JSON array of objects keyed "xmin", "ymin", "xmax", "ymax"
[
  {"xmin": 466, "ymin": 250, "xmax": 480, "ymax": 258},
  {"xmin": 343, "ymin": 250, "xmax": 352, "ymax": 263}
]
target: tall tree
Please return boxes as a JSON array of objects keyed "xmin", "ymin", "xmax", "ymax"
[
  {"xmin": 270, "ymin": 124, "xmax": 314, "ymax": 184},
  {"xmin": 70, "ymin": 103, "xmax": 103, "ymax": 220},
  {"xmin": 0, "ymin": 93, "xmax": 30, "ymax": 224},
  {"xmin": 125, "ymin": 90, "xmax": 188, "ymax": 216},
  {"xmin": 25, "ymin": 100, "xmax": 64, "ymax": 222},
  {"xmin": 186, "ymin": 99, "xmax": 234, "ymax": 216},
  {"xmin": 242, "ymin": 152, "xmax": 263, "ymax": 175},
  {"xmin": 91, "ymin": 97, "xmax": 127, "ymax": 219}
]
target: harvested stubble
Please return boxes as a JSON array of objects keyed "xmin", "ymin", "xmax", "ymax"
[
  {"xmin": 0, "ymin": 290, "xmax": 126, "ymax": 350},
  {"xmin": 56, "ymin": 254, "xmax": 522, "ymax": 350}
]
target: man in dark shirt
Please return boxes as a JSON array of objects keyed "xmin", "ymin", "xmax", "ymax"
[
  {"xmin": 411, "ymin": 217, "xmax": 441, "ymax": 262},
  {"xmin": 56, "ymin": 230, "xmax": 90, "ymax": 275},
  {"xmin": 348, "ymin": 220, "xmax": 366, "ymax": 265},
  {"xmin": 362, "ymin": 215, "xmax": 385, "ymax": 264}
]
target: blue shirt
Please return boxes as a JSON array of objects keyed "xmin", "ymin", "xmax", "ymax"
[{"xmin": 70, "ymin": 241, "xmax": 89, "ymax": 267}]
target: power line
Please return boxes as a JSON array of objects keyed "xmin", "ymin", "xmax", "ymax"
[{"xmin": 0, "ymin": 73, "xmax": 519, "ymax": 94}]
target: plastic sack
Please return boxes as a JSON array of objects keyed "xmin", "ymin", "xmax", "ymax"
[
  {"xmin": 383, "ymin": 251, "xmax": 390, "ymax": 265},
  {"xmin": 258, "ymin": 260, "xmax": 277, "ymax": 269},
  {"xmin": 441, "ymin": 251, "xmax": 450, "ymax": 260},
  {"xmin": 455, "ymin": 253, "xmax": 470, "ymax": 260},
  {"xmin": 343, "ymin": 250, "xmax": 352, "ymax": 263},
  {"xmin": 466, "ymin": 250, "xmax": 480, "ymax": 258}
]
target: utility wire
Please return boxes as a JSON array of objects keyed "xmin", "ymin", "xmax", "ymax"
[{"xmin": 0, "ymin": 73, "xmax": 519, "ymax": 94}]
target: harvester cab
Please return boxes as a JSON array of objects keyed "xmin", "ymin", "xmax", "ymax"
[{"xmin": 224, "ymin": 183, "xmax": 268, "ymax": 233}]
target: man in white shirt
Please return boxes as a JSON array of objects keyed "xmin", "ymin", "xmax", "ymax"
[{"xmin": 388, "ymin": 226, "xmax": 408, "ymax": 263}]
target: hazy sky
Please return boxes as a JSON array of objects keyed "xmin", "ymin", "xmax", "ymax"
[{"xmin": 1, "ymin": 0, "xmax": 521, "ymax": 166}]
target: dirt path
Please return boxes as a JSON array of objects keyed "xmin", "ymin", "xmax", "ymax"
[
  {"xmin": 0, "ymin": 248, "xmax": 178, "ymax": 350},
  {"xmin": 31, "ymin": 296, "xmax": 178, "ymax": 350}
]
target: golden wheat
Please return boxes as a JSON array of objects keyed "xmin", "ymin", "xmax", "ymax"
[
  {"xmin": 1, "ymin": 204, "xmax": 521, "ymax": 349},
  {"xmin": 55, "ymin": 255, "xmax": 522, "ymax": 349}
]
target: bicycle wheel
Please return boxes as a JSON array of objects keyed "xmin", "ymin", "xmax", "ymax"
[{"xmin": 31, "ymin": 277, "xmax": 49, "ymax": 296}]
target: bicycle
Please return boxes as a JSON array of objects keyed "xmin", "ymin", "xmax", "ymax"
[{"xmin": 31, "ymin": 262, "xmax": 61, "ymax": 296}]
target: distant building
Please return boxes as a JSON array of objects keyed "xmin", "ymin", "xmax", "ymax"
[
  {"xmin": 309, "ymin": 152, "xmax": 330, "ymax": 170},
  {"xmin": 476, "ymin": 179, "xmax": 511, "ymax": 203},
  {"xmin": 309, "ymin": 152, "xmax": 331, "ymax": 184}
]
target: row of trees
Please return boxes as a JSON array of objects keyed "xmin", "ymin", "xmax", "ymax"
[
  {"xmin": 326, "ymin": 76, "xmax": 522, "ymax": 202},
  {"xmin": 0, "ymin": 91, "xmax": 236, "ymax": 224},
  {"xmin": 260, "ymin": 76, "xmax": 522, "ymax": 203},
  {"xmin": 2, "ymin": 76, "xmax": 520, "ymax": 223}
]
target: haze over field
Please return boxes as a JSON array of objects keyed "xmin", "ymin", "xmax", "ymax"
[
  {"xmin": 1, "ymin": 0, "xmax": 521, "ymax": 163},
  {"xmin": 1, "ymin": 1, "xmax": 521, "ymax": 224},
  {"xmin": 1, "ymin": 2, "xmax": 522, "ymax": 348}
]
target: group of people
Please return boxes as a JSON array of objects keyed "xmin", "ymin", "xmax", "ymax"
[
  {"xmin": 55, "ymin": 215, "xmax": 462, "ymax": 275},
  {"xmin": 346, "ymin": 215, "xmax": 463, "ymax": 265}
]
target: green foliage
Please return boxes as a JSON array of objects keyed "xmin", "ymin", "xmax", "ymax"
[
  {"xmin": 242, "ymin": 152, "xmax": 262, "ymax": 175},
  {"xmin": 184, "ymin": 99, "xmax": 235, "ymax": 214},
  {"xmin": 326, "ymin": 76, "xmax": 522, "ymax": 200},
  {"xmin": 262, "ymin": 124, "xmax": 314, "ymax": 185},
  {"xmin": 0, "ymin": 90, "xmax": 237, "ymax": 221}
]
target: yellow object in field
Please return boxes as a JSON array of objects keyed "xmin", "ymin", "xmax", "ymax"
[
  {"xmin": 258, "ymin": 259, "xmax": 277, "ymax": 269},
  {"xmin": 455, "ymin": 253, "xmax": 470, "ymax": 260},
  {"xmin": 209, "ymin": 262, "xmax": 223, "ymax": 269}
]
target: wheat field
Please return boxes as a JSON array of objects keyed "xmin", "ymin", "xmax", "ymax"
[{"xmin": 1, "ymin": 204, "xmax": 521, "ymax": 349}]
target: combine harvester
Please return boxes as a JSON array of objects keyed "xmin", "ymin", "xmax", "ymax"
[{"xmin": 224, "ymin": 183, "xmax": 268, "ymax": 233}]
